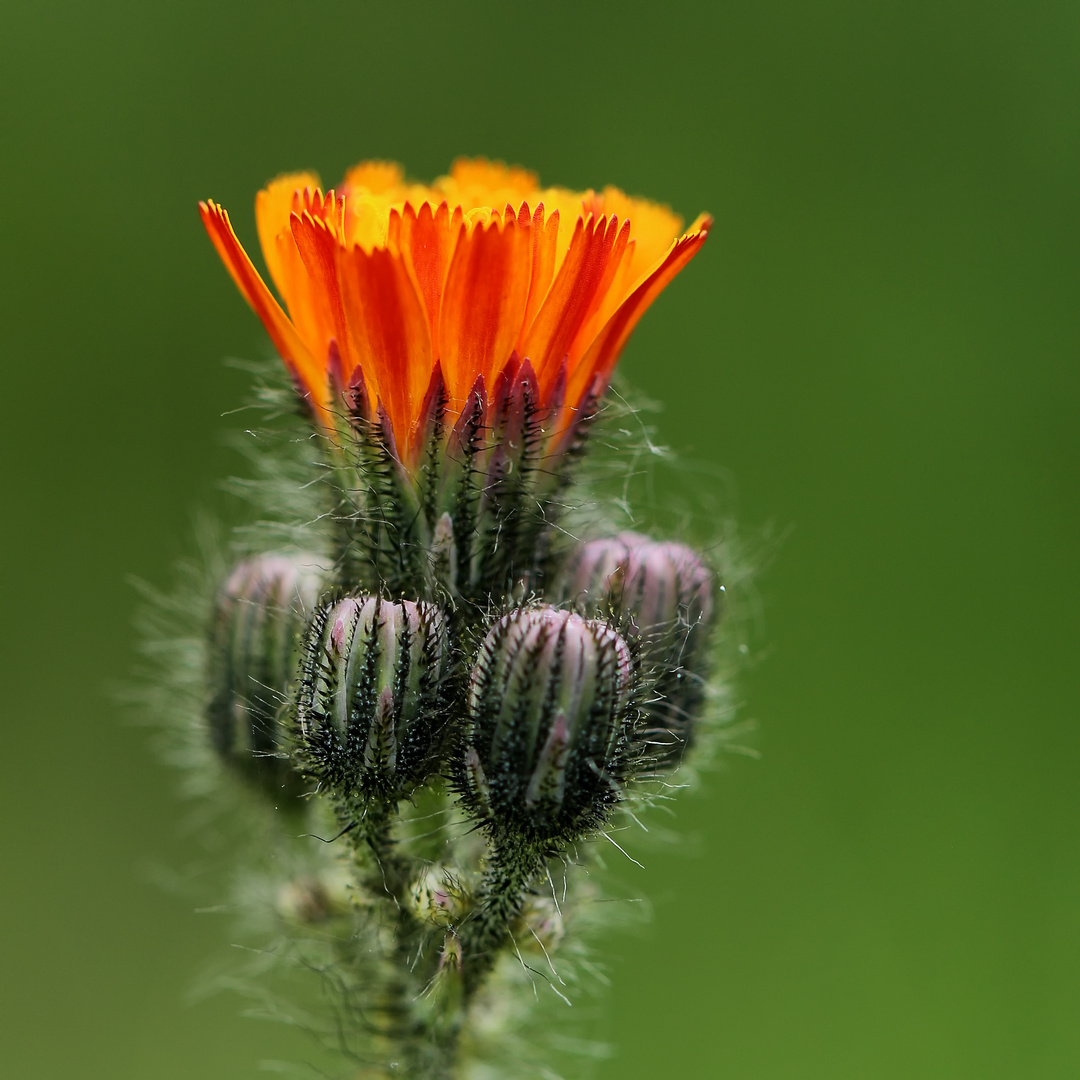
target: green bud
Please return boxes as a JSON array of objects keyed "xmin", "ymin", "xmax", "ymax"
[
  {"xmin": 462, "ymin": 607, "xmax": 634, "ymax": 845},
  {"xmin": 276, "ymin": 871, "xmax": 351, "ymax": 925},
  {"xmin": 206, "ymin": 553, "xmax": 323, "ymax": 794},
  {"xmin": 296, "ymin": 596, "xmax": 448, "ymax": 797},
  {"xmin": 408, "ymin": 866, "xmax": 467, "ymax": 928},
  {"xmin": 517, "ymin": 893, "xmax": 565, "ymax": 955}
]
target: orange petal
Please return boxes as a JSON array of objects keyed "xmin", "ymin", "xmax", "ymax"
[
  {"xmin": 519, "ymin": 214, "xmax": 628, "ymax": 397},
  {"xmin": 567, "ymin": 216, "xmax": 713, "ymax": 407},
  {"xmin": 533, "ymin": 187, "xmax": 590, "ymax": 272},
  {"xmin": 298, "ymin": 187, "xmax": 346, "ymax": 239},
  {"xmin": 342, "ymin": 160, "xmax": 406, "ymax": 195},
  {"xmin": 517, "ymin": 203, "xmax": 559, "ymax": 351},
  {"xmin": 335, "ymin": 244, "xmax": 433, "ymax": 462},
  {"xmin": 255, "ymin": 173, "xmax": 321, "ymax": 303},
  {"xmin": 566, "ymin": 216, "xmax": 631, "ymax": 366},
  {"xmin": 344, "ymin": 198, "xmax": 394, "ymax": 253},
  {"xmin": 199, "ymin": 200, "xmax": 327, "ymax": 416},
  {"xmin": 437, "ymin": 158, "xmax": 540, "ymax": 212},
  {"xmin": 438, "ymin": 213, "xmax": 533, "ymax": 411},
  {"xmin": 395, "ymin": 200, "xmax": 463, "ymax": 361},
  {"xmin": 254, "ymin": 179, "xmax": 343, "ymax": 359},
  {"xmin": 289, "ymin": 210, "xmax": 359, "ymax": 394},
  {"xmin": 595, "ymin": 185, "xmax": 685, "ymax": 281}
]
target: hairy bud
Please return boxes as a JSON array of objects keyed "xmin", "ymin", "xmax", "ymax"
[
  {"xmin": 207, "ymin": 554, "xmax": 323, "ymax": 794},
  {"xmin": 558, "ymin": 532, "xmax": 716, "ymax": 762},
  {"xmin": 277, "ymin": 872, "xmax": 351, "ymax": 925},
  {"xmin": 297, "ymin": 596, "xmax": 447, "ymax": 797},
  {"xmin": 408, "ymin": 866, "xmax": 467, "ymax": 928},
  {"xmin": 462, "ymin": 607, "xmax": 634, "ymax": 844}
]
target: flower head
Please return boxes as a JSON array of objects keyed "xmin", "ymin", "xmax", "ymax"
[{"xmin": 200, "ymin": 159, "xmax": 710, "ymax": 467}]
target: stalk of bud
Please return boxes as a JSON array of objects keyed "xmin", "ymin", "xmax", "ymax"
[
  {"xmin": 207, "ymin": 554, "xmax": 324, "ymax": 796},
  {"xmin": 296, "ymin": 596, "xmax": 447, "ymax": 799},
  {"xmin": 557, "ymin": 532, "xmax": 716, "ymax": 764}
]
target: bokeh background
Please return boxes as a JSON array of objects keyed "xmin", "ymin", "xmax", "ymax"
[{"xmin": 2, "ymin": 1, "xmax": 1078, "ymax": 1077}]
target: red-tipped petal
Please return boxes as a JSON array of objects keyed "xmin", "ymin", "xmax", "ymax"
[
  {"xmin": 336, "ymin": 243, "xmax": 434, "ymax": 463},
  {"xmin": 398, "ymin": 200, "xmax": 461, "ymax": 361},
  {"xmin": 517, "ymin": 203, "xmax": 560, "ymax": 352},
  {"xmin": 565, "ymin": 217, "xmax": 631, "ymax": 365},
  {"xmin": 254, "ymin": 172, "xmax": 321, "ymax": 304},
  {"xmin": 199, "ymin": 199, "xmax": 327, "ymax": 417},
  {"xmin": 438, "ymin": 214, "xmax": 532, "ymax": 412},
  {"xmin": 520, "ymin": 214, "xmax": 628, "ymax": 398},
  {"xmin": 290, "ymin": 211, "xmax": 360, "ymax": 397},
  {"xmin": 568, "ymin": 217, "xmax": 712, "ymax": 407}
]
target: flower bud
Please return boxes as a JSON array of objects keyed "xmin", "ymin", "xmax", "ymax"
[
  {"xmin": 517, "ymin": 894, "xmax": 565, "ymax": 955},
  {"xmin": 276, "ymin": 871, "xmax": 351, "ymax": 925},
  {"xmin": 462, "ymin": 607, "xmax": 634, "ymax": 844},
  {"xmin": 207, "ymin": 554, "xmax": 323, "ymax": 792},
  {"xmin": 561, "ymin": 532, "xmax": 714, "ymax": 641},
  {"xmin": 558, "ymin": 533, "xmax": 716, "ymax": 763},
  {"xmin": 297, "ymin": 596, "xmax": 447, "ymax": 796},
  {"xmin": 408, "ymin": 867, "xmax": 467, "ymax": 928},
  {"xmin": 430, "ymin": 932, "xmax": 464, "ymax": 1014}
]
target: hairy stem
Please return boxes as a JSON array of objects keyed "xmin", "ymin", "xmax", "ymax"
[
  {"xmin": 345, "ymin": 799, "xmax": 465, "ymax": 1079},
  {"xmin": 459, "ymin": 839, "xmax": 546, "ymax": 998}
]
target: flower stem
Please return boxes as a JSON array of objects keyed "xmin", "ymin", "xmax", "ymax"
[
  {"xmin": 344, "ymin": 800, "xmax": 465, "ymax": 1078},
  {"xmin": 459, "ymin": 839, "xmax": 546, "ymax": 998}
]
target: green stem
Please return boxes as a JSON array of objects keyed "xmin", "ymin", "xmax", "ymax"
[
  {"xmin": 344, "ymin": 798, "xmax": 463, "ymax": 1079},
  {"xmin": 458, "ymin": 839, "xmax": 546, "ymax": 999}
]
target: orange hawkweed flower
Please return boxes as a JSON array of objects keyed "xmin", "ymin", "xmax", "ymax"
[{"xmin": 200, "ymin": 159, "xmax": 711, "ymax": 469}]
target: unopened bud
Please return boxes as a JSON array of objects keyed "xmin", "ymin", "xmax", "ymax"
[
  {"xmin": 517, "ymin": 894, "xmax": 565, "ymax": 954},
  {"xmin": 561, "ymin": 532, "xmax": 714, "ymax": 645},
  {"xmin": 430, "ymin": 932, "xmax": 464, "ymax": 1012},
  {"xmin": 462, "ymin": 607, "xmax": 634, "ymax": 843},
  {"xmin": 207, "ymin": 553, "xmax": 323, "ymax": 792},
  {"xmin": 559, "ymin": 533, "xmax": 716, "ymax": 763},
  {"xmin": 408, "ymin": 866, "xmax": 467, "ymax": 928},
  {"xmin": 297, "ymin": 596, "xmax": 447, "ymax": 796},
  {"xmin": 439, "ymin": 932, "xmax": 463, "ymax": 973},
  {"xmin": 276, "ymin": 871, "xmax": 351, "ymax": 925}
]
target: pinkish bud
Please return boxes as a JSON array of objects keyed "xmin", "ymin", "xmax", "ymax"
[
  {"xmin": 207, "ymin": 553, "xmax": 323, "ymax": 793},
  {"xmin": 297, "ymin": 596, "xmax": 447, "ymax": 796},
  {"xmin": 561, "ymin": 532, "xmax": 713, "ymax": 642},
  {"xmin": 462, "ymin": 606, "xmax": 634, "ymax": 843},
  {"xmin": 558, "ymin": 532, "xmax": 717, "ymax": 764}
]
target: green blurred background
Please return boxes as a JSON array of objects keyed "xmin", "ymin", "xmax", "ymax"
[{"xmin": 2, "ymin": 1, "xmax": 1077, "ymax": 1076}]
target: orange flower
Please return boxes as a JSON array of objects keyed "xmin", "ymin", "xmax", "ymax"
[{"xmin": 200, "ymin": 159, "xmax": 711, "ymax": 467}]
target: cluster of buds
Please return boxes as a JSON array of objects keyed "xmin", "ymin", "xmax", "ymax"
[
  {"xmin": 205, "ymin": 536, "xmax": 717, "ymax": 978},
  {"xmin": 207, "ymin": 546, "xmax": 715, "ymax": 827}
]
